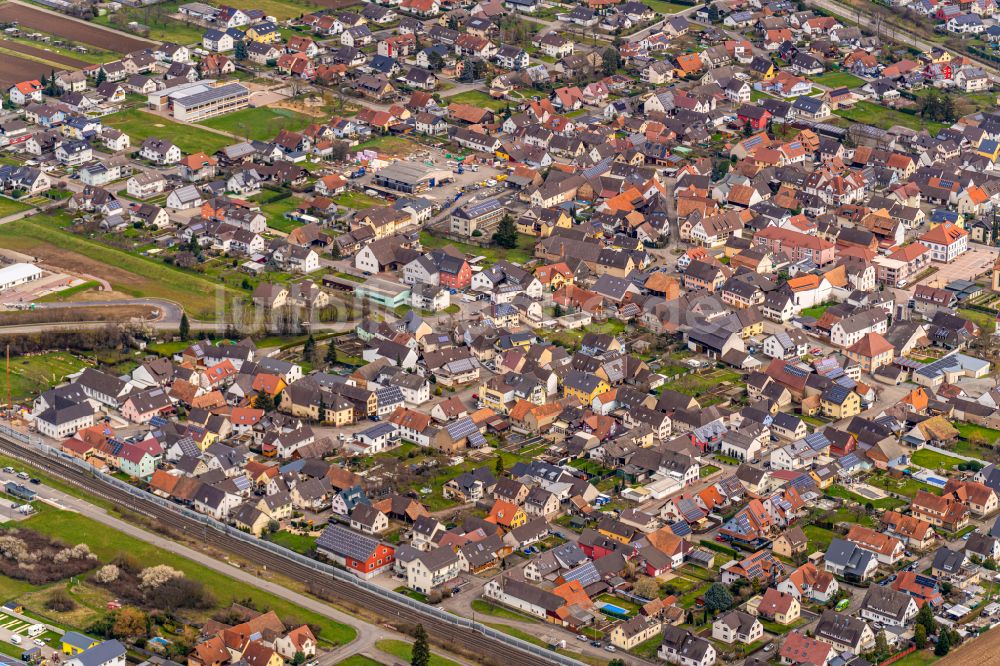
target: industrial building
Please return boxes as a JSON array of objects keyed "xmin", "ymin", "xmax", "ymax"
[
  {"xmin": 0, "ymin": 263, "xmax": 42, "ymax": 291},
  {"xmin": 373, "ymin": 162, "xmax": 451, "ymax": 194},
  {"xmin": 148, "ymin": 81, "xmax": 250, "ymax": 122}
]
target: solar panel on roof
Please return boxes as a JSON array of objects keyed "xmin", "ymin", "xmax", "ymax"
[
  {"xmin": 447, "ymin": 416, "xmax": 479, "ymax": 440},
  {"xmin": 564, "ymin": 561, "xmax": 601, "ymax": 587}
]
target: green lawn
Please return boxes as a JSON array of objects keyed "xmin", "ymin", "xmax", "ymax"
[
  {"xmin": 827, "ymin": 508, "xmax": 874, "ymax": 528},
  {"xmin": 201, "ymin": 107, "xmax": 315, "ymax": 141},
  {"xmin": 6, "ymin": 352, "xmax": 90, "ymax": 402},
  {"xmin": 700, "ymin": 464, "xmax": 721, "ymax": 478},
  {"xmin": 353, "ymin": 135, "xmax": 417, "ymax": 156},
  {"xmin": 103, "ymin": 109, "xmax": 234, "ymax": 155},
  {"xmin": 869, "ymin": 472, "xmax": 941, "ymax": 498},
  {"xmin": 0, "ymin": 213, "xmax": 237, "ymax": 319},
  {"xmin": 266, "ymin": 531, "xmax": 317, "ymax": 555},
  {"xmin": 442, "ymin": 90, "xmax": 509, "ymax": 112},
  {"xmin": 334, "ymin": 191, "xmax": 386, "ymax": 210},
  {"xmin": 911, "ymin": 449, "xmax": 964, "ymax": 471},
  {"xmin": 335, "ymin": 656, "xmax": 384, "ymax": 666},
  {"xmin": 35, "ymin": 280, "xmax": 100, "ymax": 302},
  {"xmin": 958, "ymin": 308, "xmax": 997, "ymax": 335},
  {"xmin": 891, "ymin": 650, "xmax": 938, "ymax": 666},
  {"xmin": 826, "ymin": 484, "xmax": 907, "ymax": 510},
  {"xmin": 810, "ymin": 71, "xmax": 864, "ymax": 88},
  {"xmin": 956, "ymin": 423, "xmax": 1000, "ymax": 444},
  {"xmin": 801, "ymin": 303, "xmax": 832, "ymax": 318},
  {"xmin": 645, "ymin": 0, "xmax": 693, "ymax": 12},
  {"xmin": 419, "ymin": 231, "xmax": 535, "ymax": 266},
  {"xmin": 803, "ymin": 525, "xmax": 837, "ymax": 551},
  {"xmin": 250, "ymin": 195, "xmax": 304, "ymax": 232},
  {"xmin": 16, "ymin": 506, "xmax": 356, "ymax": 645},
  {"xmin": 0, "ymin": 196, "xmax": 32, "ymax": 218},
  {"xmin": 147, "ymin": 340, "xmax": 191, "ymax": 356},
  {"xmin": 669, "ymin": 369, "xmax": 743, "ymax": 397},
  {"xmin": 470, "ymin": 599, "xmax": 539, "ymax": 621},
  {"xmin": 834, "ymin": 102, "xmax": 945, "ymax": 133},
  {"xmin": 760, "ymin": 617, "xmax": 807, "ymax": 634},
  {"xmin": 374, "ymin": 639, "xmax": 461, "ymax": 666}
]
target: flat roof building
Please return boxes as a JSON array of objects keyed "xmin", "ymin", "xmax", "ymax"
[
  {"xmin": 373, "ymin": 162, "xmax": 451, "ymax": 194},
  {"xmin": 148, "ymin": 80, "xmax": 249, "ymax": 122},
  {"xmin": 0, "ymin": 263, "xmax": 42, "ymax": 291}
]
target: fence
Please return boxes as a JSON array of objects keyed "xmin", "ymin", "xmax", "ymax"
[{"xmin": 0, "ymin": 425, "xmax": 583, "ymax": 666}]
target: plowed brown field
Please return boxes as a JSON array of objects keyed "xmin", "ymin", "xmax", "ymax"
[
  {"xmin": 0, "ymin": 39, "xmax": 89, "ymax": 67},
  {"xmin": 0, "ymin": 3, "xmax": 151, "ymax": 52}
]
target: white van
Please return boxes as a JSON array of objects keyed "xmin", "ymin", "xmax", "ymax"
[
  {"xmin": 10, "ymin": 635, "xmax": 21, "ymax": 645},
  {"xmin": 27, "ymin": 625, "xmax": 45, "ymax": 638}
]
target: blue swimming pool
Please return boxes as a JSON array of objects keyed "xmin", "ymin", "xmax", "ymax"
[
  {"xmin": 149, "ymin": 638, "xmax": 170, "ymax": 646},
  {"xmin": 600, "ymin": 603, "xmax": 629, "ymax": 617}
]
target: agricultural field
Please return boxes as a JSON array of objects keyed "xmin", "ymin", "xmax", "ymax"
[
  {"xmin": 0, "ymin": 39, "xmax": 89, "ymax": 68},
  {"xmin": 201, "ymin": 107, "xmax": 315, "ymax": 141},
  {"xmin": 0, "ymin": 52, "xmax": 52, "ymax": 88},
  {"xmin": 0, "ymin": 213, "xmax": 236, "ymax": 320},
  {"xmin": 2, "ymin": 32, "xmax": 119, "ymax": 64},
  {"xmin": 0, "ymin": 3, "xmax": 152, "ymax": 52},
  {"xmin": 103, "ymin": 109, "xmax": 234, "ymax": 155}
]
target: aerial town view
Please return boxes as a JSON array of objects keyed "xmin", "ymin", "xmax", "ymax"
[{"xmin": 5, "ymin": 0, "xmax": 1000, "ymax": 665}]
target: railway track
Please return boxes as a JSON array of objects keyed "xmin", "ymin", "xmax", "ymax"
[{"xmin": 0, "ymin": 437, "xmax": 573, "ymax": 666}]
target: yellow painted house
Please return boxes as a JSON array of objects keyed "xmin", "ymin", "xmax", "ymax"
[
  {"xmin": 562, "ymin": 371, "xmax": 610, "ymax": 405},
  {"xmin": 246, "ymin": 22, "xmax": 282, "ymax": 44},
  {"xmin": 62, "ymin": 633, "xmax": 100, "ymax": 655},
  {"xmin": 820, "ymin": 387, "xmax": 861, "ymax": 419}
]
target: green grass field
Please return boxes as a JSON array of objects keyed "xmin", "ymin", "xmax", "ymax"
[
  {"xmin": 6, "ymin": 352, "xmax": 90, "ymax": 402},
  {"xmin": 35, "ymin": 280, "xmax": 100, "ymax": 303},
  {"xmin": 826, "ymin": 484, "xmax": 907, "ymax": 510},
  {"xmin": 811, "ymin": 71, "xmax": 864, "ymax": 88},
  {"xmin": 266, "ymin": 531, "xmax": 317, "ymax": 555},
  {"xmin": 442, "ymin": 90, "xmax": 509, "ymax": 112},
  {"xmin": 834, "ymin": 102, "xmax": 945, "ymax": 134},
  {"xmin": 352, "ymin": 135, "xmax": 417, "ymax": 156},
  {"xmin": 958, "ymin": 308, "xmax": 997, "ymax": 334},
  {"xmin": 333, "ymin": 191, "xmax": 386, "ymax": 210},
  {"xmin": 0, "ymin": 214, "xmax": 237, "ymax": 319},
  {"xmin": 374, "ymin": 640, "xmax": 460, "ymax": 666},
  {"xmin": 16, "ymin": 507, "xmax": 356, "ymax": 645},
  {"xmin": 201, "ymin": 107, "xmax": 315, "ymax": 141},
  {"xmin": 419, "ymin": 231, "xmax": 535, "ymax": 265},
  {"xmin": 103, "ymin": 109, "xmax": 233, "ymax": 155},
  {"xmin": 956, "ymin": 423, "xmax": 1000, "ymax": 445},
  {"xmin": 804, "ymin": 525, "xmax": 837, "ymax": 551},
  {"xmin": 0, "ymin": 196, "xmax": 32, "ymax": 218},
  {"xmin": 911, "ymin": 449, "xmax": 964, "ymax": 470},
  {"xmin": 93, "ymin": 11, "xmax": 206, "ymax": 47},
  {"xmin": 801, "ymin": 303, "xmax": 832, "ymax": 318},
  {"xmin": 335, "ymin": 657, "xmax": 384, "ymax": 666},
  {"xmin": 644, "ymin": 0, "xmax": 693, "ymax": 12}
]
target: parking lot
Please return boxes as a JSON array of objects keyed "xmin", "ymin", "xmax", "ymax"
[
  {"xmin": 0, "ymin": 613, "xmax": 61, "ymax": 662},
  {"xmin": 915, "ymin": 245, "xmax": 1000, "ymax": 290}
]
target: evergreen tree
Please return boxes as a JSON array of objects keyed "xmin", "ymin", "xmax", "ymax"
[
  {"xmin": 96, "ymin": 68, "xmax": 106, "ymax": 85},
  {"xmin": 934, "ymin": 629, "xmax": 951, "ymax": 657},
  {"xmin": 873, "ymin": 630, "xmax": 888, "ymax": 662},
  {"xmin": 602, "ymin": 47, "xmax": 621, "ymax": 76},
  {"xmin": 914, "ymin": 624, "xmax": 927, "ymax": 650},
  {"xmin": 179, "ymin": 313, "xmax": 190, "ymax": 340},
  {"xmin": 253, "ymin": 392, "xmax": 275, "ymax": 411},
  {"xmin": 916, "ymin": 601, "xmax": 936, "ymax": 636},
  {"xmin": 553, "ymin": 303, "xmax": 563, "ymax": 317},
  {"xmin": 325, "ymin": 342, "xmax": 338, "ymax": 367},
  {"xmin": 411, "ymin": 624, "xmax": 430, "ymax": 666},
  {"xmin": 303, "ymin": 334, "xmax": 317, "ymax": 364},
  {"xmin": 495, "ymin": 455, "xmax": 504, "ymax": 477},
  {"xmin": 235, "ymin": 40, "xmax": 248, "ymax": 61},
  {"xmin": 492, "ymin": 214, "xmax": 518, "ymax": 249}
]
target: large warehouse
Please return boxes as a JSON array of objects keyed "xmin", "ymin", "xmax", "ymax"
[
  {"xmin": 0, "ymin": 263, "xmax": 42, "ymax": 291},
  {"xmin": 373, "ymin": 162, "xmax": 452, "ymax": 194}
]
